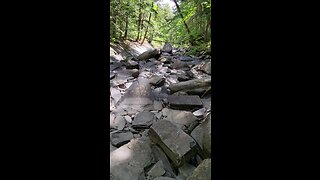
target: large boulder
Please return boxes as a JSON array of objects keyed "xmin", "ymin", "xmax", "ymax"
[
  {"xmin": 137, "ymin": 49, "xmax": 161, "ymax": 61},
  {"xmin": 162, "ymin": 43, "xmax": 173, "ymax": 54},
  {"xmin": 149, "ymin": 120, "xmax": 198, "ymax": 168}
]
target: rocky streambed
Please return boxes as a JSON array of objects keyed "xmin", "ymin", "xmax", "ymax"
[{"xmin": 110, "ymin": 42, "xmax": 212, "ymax": 180}]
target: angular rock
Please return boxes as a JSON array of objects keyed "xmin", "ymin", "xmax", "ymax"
[
  {"xmin": 190, "ymin": 114, "xmax": 211, "ymax": 158},
  {"xmin": 149, "ymin": 75, "xmax": 165, "ymax": 87},
  {"xmin": 167, "ymin": 95, "xmax": 203, "ymax": 111},
  {"xmin": 110, "ymin": 114, "xmax": 126, "ymax": 130},
  {"xmin": 187, "ymin": 159, "xmax": 211, "ymax": 180},
  {"xmin": 177, "ymin": 74, "xmax": 190, "ymax": 82},
  {"xmin": 149, "ymin": 120, "xmax": 198, "ymax": 168},
  {"xmin": 116, "ymin": 78, "xmax": 154, "ymax": 111},
  {"xmin": 162, "ymin": 108, "xmax": 198, "ymax": 129},
  {"xmin": 137, "ymin": 49, "xmax": 160, "ymax": 61},
  {"xmin": 151, "ymin": 145, "xmax": 176, "ymax": 178},
  {"xmin": 171, "ymin": 59, "xmax": 190, "ymax": 70},
  {"xmin": 110, "ymin": 138, "xmax": 155, "ymax": 180},
  {"xmin": 124, "ymin": 115, "xmax": 132, "ymax": 123},
  {"xmin": 192, "ymin": 108, "xmax": 207, "ymax": 118},
  {"xmin": 132, "ymin": 111, "xmax": 156, "ymax": 129},
  {"xmin": 110, "ymin": 131, "xmax": 134, "ymax": 147},
  {"xmin": 162, "ymin": 43, "xmax": 173, "ymax": 54},
  {"xmin": 147, "ymin": 160, "xmax": 166, "ymax": 178},
  {"xmin": 200, "ymin": 61, "xmax": 211, "ymax": 75},
  {"xmin": 159, "ymin": 56, "xmax": 171, "ymax": 64},
  {"xmin": 179, "ymin": 163, "xmax": 196, "ymax": 179},
  {"xmin": 126, "ymin": 59, "xmax": 139, "ymax": 69},
  {"xmin": 110, "ymin": 88, "xmax": 122, "ymax": 104},
  {"xmin": 110, "ymin": 72, "xmax": 116, "ymax": 79}
]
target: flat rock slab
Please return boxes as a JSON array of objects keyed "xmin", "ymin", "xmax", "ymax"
[
  {"xmin": 162, "ymin": 108, "xmax": 198, "ymax": 129},
  {"xmin": 149, "ymin": 120, "xmax": 197, "ymax": 168},
  {"xmin": 116, "ymin": 78, "xmax": 154, "ymax": 111},
  {"xmin": 110, "ymin": 131, "xmax": 134, "ymax": 147},
  {"xmin": 110, "ymin": 138, "xmax": 155, "ymax": 180},
  {"xmin": 132, "ymin": 111, "xmax": 156, "ymax": 129},
  {"xmin": 167, "ymin": 95, "xmax": 203, "ymax": 111},
  {"xmin": 187, "ymin": 159, "xmax": 211, "ymax": 180}
]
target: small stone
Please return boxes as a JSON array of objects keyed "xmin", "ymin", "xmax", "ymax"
[
  {"xmin": 192, "ymin": 108, "xmax": 207, "ymax": 118},
  {"xmin": 110, "ymin": 131, "xmax": 134, "ymax": 147},
  {"xmin": 162, "ymin": 43, "xmax": 173, "ymax": 54},
  {"xmin": 131, "ymin": 69, "xmax": 139, "ymax": 78},
  {"xmin": 126, "ymin": 59, "xmax": 139, "ymax": 69},
  {"xmin": 124, "ymin": 115, "xmax": 132, "ymax": 123},
  {"xmin": 149, "ymin": 75, "xmax": 165, "ymax": 87},
  {"xmin": 167, "ymin": 95, "xmax": 203, "ymax": 111}
]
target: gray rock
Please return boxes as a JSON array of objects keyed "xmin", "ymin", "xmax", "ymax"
[
  {"xmin": 110, "ymin": 88, "xmax": 122, "ymax": 104},
  {"xmin": 187, "ymin": 159, "xmax": 211, "ymax": 180},
  {"xmin": 110, "ymin": 142, "xmax": 118, "ymax": 153},
  {"xmin": 190, "ymin": 114, "xmax": 211, "ymax": 158},
  {"xmin": 162, "ymin": 108, "xmax": 198, "ymax": 129},
  {"xmin": 177, "ymin": 56, "xmax": 194, "ymax": 61},
  {"xmin": 151, "ymin": 145, "xmax": 176, "ymax": 178},
  {"xmin": 131, "ymin": 69, "xmax": 140, "ymax": 78},
  {"xmin": 110, "ymin": 114, "xmax": 126, "ymax": 130},
  {"xmin": 162, "ymin": 43, "xmax": 173, "ymax": 54},
  {"xmin": 171, "ymin": 60, "xmax": 190, "ymax": 70},
  {"xmin": 126, "ymin": 59, "xmax": 139, "ymax": 69},
  {"xmin": 110, "ymin": 138, "xmax": 155, "ymax": 180},
  {"xmin": 177, "ymin": 74, "xmax": 190, "ymax": 82},
  {"xmin": 124, "ymin": 115, "xmax": 132, "ymax": 123},
  {"xmin": 116, "ymin": 78, "xmax": 154, "ymax": 112},
  {"xmin": 110, "ymin": 72, "xmax": 116, "ymax": 79},
  {"xmin": 132, "ymin": 111, "xmax": 156, "ymax": 129},
  {"xmin": 147, "ymin": 160, "xmax": 166, "ymax": 178},
  {"xmin": 137, "ymin": 49, "xmax": 160, "ymax": 61},
  {"xmin": 110, "ymin": 131, "xmax": 134, "ymax": 147},
  {"xmin": 192, "ymin": 108, "xmax": 207, "ymax": 118},
  {"xmin": 179, "ymin": 163, "xmax": 196, "ymax": 179},
  {"xmin": 149, "ymin": 75, "xmax": 165, "ymax": 87},
  {"xmin": 153, "ymin": 100, "xmax": 163, "ymax": 111},
  {"xmin": 149, "ymin": 120, "xmax": 198, "ymax": 168},
  {"xmin": 200, "ymin": 62, "xmax": 211, "ymax": 75},
  {"xmin": 167, "ymin": 95, "xmax": 203, "ymax": 111}
]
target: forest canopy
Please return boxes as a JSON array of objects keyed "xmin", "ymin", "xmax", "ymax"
[{"xmin": 110, "ymin": 0, "xmax": 211, "ymax": 55}]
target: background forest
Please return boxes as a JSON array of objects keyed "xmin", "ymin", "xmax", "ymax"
[{"xmin": 110, "ymin": 0, "xmax": 211, "ymax": 55}]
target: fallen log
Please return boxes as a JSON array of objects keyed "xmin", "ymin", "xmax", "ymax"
[{"xmin": 168, "ymin": 78, "xmax": 211, "ymax": 93}]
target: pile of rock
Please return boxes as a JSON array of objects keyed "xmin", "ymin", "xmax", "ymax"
[{"xmin": 110, "ymin": 43, "xmax": 212, "ymax": 179}]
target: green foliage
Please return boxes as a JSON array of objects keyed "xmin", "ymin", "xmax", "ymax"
[{"xmin": 110, "ymin": 0, "xmax": 211, "ymax": 54}]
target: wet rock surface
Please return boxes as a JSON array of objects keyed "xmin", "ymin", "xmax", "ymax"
[{"xmin": 110, "ymin": 44, "xmax": 212, "ymax": 179}]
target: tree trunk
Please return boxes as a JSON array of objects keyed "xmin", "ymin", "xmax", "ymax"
[
  {"xmin": 172, "ymin": 0, "xmax": 194, "ymax": 45},
  {"xmin": 124, "ymin": 16, "xmax": 128, "ymax": 39},
  {"xmin": 136, "ymin": 1, "xmax": 142, "ymax": 41},
  {"xmin": 141, "ymin": 10, "xmax": 152, "ymax": 44}
]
